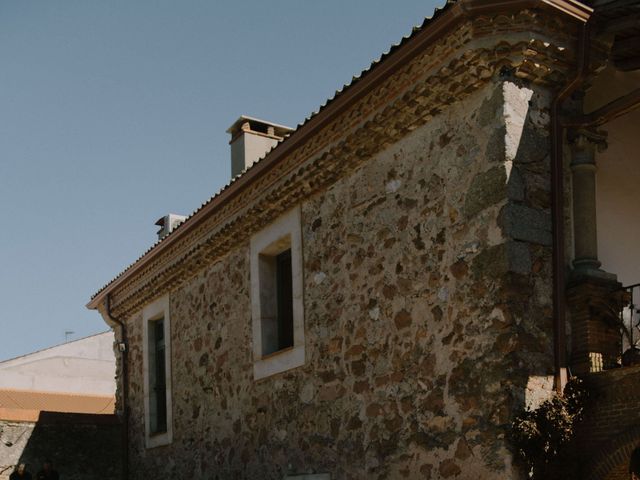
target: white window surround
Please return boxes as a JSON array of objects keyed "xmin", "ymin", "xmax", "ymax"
[
  {"xmin": 250, "ymin": 206, "xmax": 305, "ymax": 380},
  {"xmin": 142, "ymin": 295, "xmax": 173, "ymax": 448}
]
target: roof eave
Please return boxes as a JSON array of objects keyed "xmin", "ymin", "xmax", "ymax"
[
  {"xmin": 542, "ymin": 0, "xmax": 593, "ymax": 21},
  {"xmin": 87, "ymin": 0, "xmax": 592, "ymax": 312},
  {"xmin": 459, "ymin": 0, "xmax": 591, "ymax": 22}
]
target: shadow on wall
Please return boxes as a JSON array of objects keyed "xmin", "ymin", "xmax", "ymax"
[{"xmin": 1, "ymin": 412, "xmax": 122, "ymax": 480}]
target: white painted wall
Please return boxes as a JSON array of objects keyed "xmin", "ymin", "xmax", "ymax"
[
  {"xmin": 595, "ymin": 108, "xmax": 640, "ymax": 287},
  {"xmin": 0, "ymin": 331, "xmax": 116, "ymax": 395}
]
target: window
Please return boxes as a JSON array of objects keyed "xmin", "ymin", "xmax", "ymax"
[
  {"xmin": 250, "ymin": 206, "xmax": 305, "ymax": 380},
  {"xmin": 275, "ymin": 249, "xmax": 294, "ymax": 350},
  {"xmin": 149, "ymin": 318, "xmax": 167, "ymax": 434},
  {"xmin": 259, "ymin": 247, "xmax": 294, "ymax": 355},
  {"xmin": 143, "ymin": 296, "xmax": 173, "ymax": 448}
]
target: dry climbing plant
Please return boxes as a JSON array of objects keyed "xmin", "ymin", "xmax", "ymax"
[{"xmin": 512, "ymin": 378, "xmax": 588, "ymax": 479}]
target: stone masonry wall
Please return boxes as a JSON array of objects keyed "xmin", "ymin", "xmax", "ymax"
[
  {"xmin": 0, "ymin": 414, "xmax": 122, "ymax": 480},
  {"xmin": 123, "ymin": 78, "xmax": 556, "ymax": 479}
]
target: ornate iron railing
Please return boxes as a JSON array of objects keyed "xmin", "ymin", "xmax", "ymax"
[{"xmin": 619, "ymin": 283, "xmax": 640, "ymax": 367}]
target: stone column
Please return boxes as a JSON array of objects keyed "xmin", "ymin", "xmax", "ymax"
[
  {"xmin": 567, "ymin": 128, "xmax": 622, "ymax": 373},
  {"xmin": 568, "ymin": 127, "xmax": 607, "ymax": 276}
]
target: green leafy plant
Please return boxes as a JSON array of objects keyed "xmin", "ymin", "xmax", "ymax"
[{"xmin": 512, "ymin": 378, "xmax": 588, "ymax": 479}]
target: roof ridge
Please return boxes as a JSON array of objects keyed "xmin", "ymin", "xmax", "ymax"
[{"xmin": 0, "ymin": 330, "xmax": 112, "ymax": 364}]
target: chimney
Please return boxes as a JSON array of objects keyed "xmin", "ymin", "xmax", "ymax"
[
  {"xmin": 226, "ymin": 116, "xmax": 293, "ymax": 178},
  {"xmin": 155, "ymin": 214, "xmax": 187, "ymax": 240}
]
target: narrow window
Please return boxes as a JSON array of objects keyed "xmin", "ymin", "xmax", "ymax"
[
  {"xmin": 250, "ymin": 206, "xmax": 305, "ymax": 379},
  {"xmin": 258, "ymin": 241, "xmax": 294, "ymax": 356},
  {"xmin": 276, "ymin": 249, "xmax": 294, "ymax": 351},
  {"xmin": 149, "ymin": 318, "xmax": 167, "ymax": 434},
  {"xmin": 143, "ymin": 296, "xmax": 172, "ymax": 448}
]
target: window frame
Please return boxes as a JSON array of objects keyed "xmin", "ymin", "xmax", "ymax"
[
  {"xmin": 142, "ymin": 295, "xmax": 173, "ymax": 448},
  {"xmin": 250, "ymin": 206, "xmax": 305, "ymax": 380},
  {"xmin": 275, "ymin": 248, "xmax": 294, "ymax": 352}
]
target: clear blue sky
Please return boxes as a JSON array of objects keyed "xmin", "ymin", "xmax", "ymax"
[{"xmin": 0, "ymin": 0, "xmax": 442, "ymax": 361}]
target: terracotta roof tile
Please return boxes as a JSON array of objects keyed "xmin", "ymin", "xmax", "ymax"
[{"xmin": 0, "ymin": 389, "xmax": 115, "ymax": 421}]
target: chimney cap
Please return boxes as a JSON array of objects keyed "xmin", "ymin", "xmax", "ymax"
[
  {"xmin": 226, "ymin": 115, "xmax": 293, "ymax": 142},
  {"xmin": 155, "ymin": 213, "xmax": 187, "ymax": 240}
]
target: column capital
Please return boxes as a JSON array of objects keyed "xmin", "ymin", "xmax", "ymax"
[{"xmin": 567, "ymin": 128, "xmax": 608, "ymax": 160}]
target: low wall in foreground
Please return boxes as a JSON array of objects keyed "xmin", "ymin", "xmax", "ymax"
[{"xmin": 0, "ymin": 412, "xmax": 122, "ymax": 480}]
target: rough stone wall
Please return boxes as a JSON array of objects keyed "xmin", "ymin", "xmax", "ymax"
[
  {"xmin": 122, "ymin": 79, "xmax": 556, "ymax": 479},
  {"xmin": 0, "ymin": 414, "xmax": 122, "ymax": 480}
]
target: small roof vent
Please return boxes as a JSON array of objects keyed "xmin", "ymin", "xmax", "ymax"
[{"xmin": 155, "ymin": 214, "xmax": 187, "ymax": 241}]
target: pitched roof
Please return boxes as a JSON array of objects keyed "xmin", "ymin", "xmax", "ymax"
[
  {"xmin": 88, "ymin": 1, "xmax": 455, "ymax": 305},
  {"xmin": 88, "ymin": 0, "xmax": 592, "ymax": 308}
]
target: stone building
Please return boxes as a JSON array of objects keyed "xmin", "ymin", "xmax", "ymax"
[{"xmin": 87, "ymin": 0, "xmax": 640, "ymax": 478}]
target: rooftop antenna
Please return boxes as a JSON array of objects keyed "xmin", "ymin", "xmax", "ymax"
[{"xmin": 64, "ymin": 330, "xmax": 75, "ymax": 342}]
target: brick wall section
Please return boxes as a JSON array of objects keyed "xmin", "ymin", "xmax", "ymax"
[
  {"xmin": 573, "ymin": 365, "xmax": 640, "ymax": 480},
  {"xmin": 567, "ymin": 277, "xmax": 623, "ymax": 374},
  {"xmin": 0, "ymin": 413, "xmax": 122, "ymax": 480}
]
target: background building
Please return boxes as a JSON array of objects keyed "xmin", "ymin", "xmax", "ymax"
[{"xmin": 0, "ymin": 332, "xmax": 120, "ymax": 480}]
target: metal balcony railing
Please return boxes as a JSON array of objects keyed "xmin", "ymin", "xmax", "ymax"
[{"xmin": 619, "ymin": 283, "xmax": 640, "ymax": 367}]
